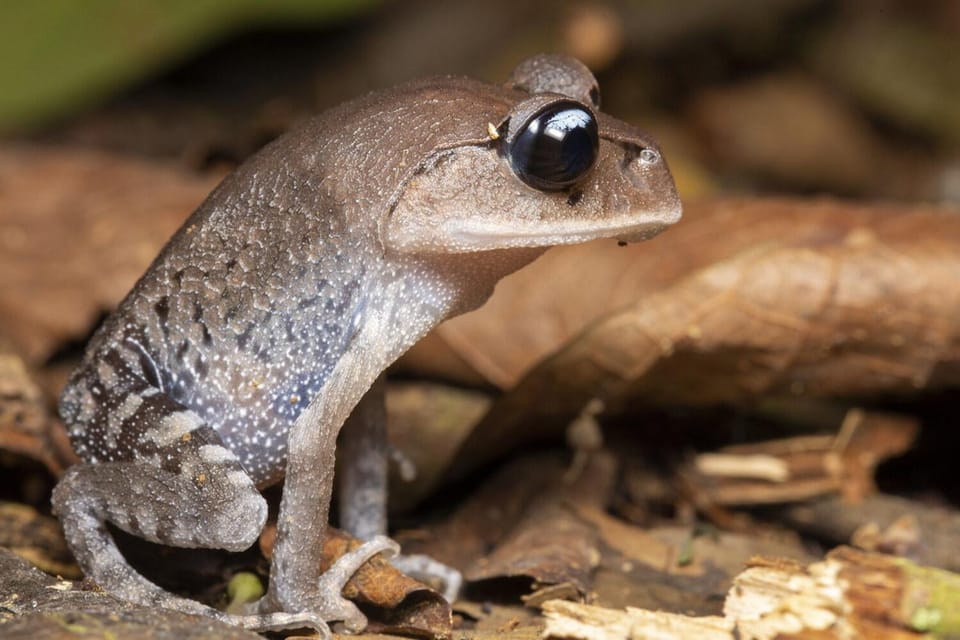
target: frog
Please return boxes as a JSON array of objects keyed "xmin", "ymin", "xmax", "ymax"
[{"xmin": 51, "ymin": 54, "xmax": 681, "ymax": 635}]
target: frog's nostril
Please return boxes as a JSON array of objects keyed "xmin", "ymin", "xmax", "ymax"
[{"xmin": 638, "ymin": 148, "xmax": 660, "ymax": 166}]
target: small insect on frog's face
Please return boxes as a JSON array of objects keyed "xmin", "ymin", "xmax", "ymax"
[{"xmin": 382, "ymin": 55, "xmax": 682, "ymax": 256}]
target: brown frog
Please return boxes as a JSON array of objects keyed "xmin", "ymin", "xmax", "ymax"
[{"xmin": 52, "ymin": 54, "xmax": 681, "ymax": 635}]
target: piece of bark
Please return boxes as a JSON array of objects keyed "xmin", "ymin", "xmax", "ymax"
[
  {"xmin": 542, "ymin": 600, "xmax": 733, "ymax": 640},
  {"xmin": 543, "ymin": 546, "xmax": 960, "ymax": 639},
  {"xmin": 727, "ymin": 548, "xmax": 960, "ymax": 638},
  {"xmin": 0, "ymin": 144, "xmax": 218, "ymax": 363},
  {"xmin": 684, "ymin": 409, "xmax": 918, "ymax": 506},
  {"xmin": 774, "ymin": 493, "xmax": 960, "ymax": 574},
  {"xmin": 448, "ymin": 198, "xmax": 960, "ymax": 476}
]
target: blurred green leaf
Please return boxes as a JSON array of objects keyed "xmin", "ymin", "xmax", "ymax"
[{"xmin": 0, "ymin": 0, "xmax": 378, "ymax": 134}]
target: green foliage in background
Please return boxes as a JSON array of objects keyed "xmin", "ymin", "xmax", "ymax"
[{"xmin": 0, "ymin": 0, "xmax": 378, "ymax": 134}]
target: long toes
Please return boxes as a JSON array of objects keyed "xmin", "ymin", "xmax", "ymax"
[
  {"xmin": 305, "ymin": 536, "xmax": 399, "ymax": 632},
  {"xmin": 227, "ymin": 610, "xmax": 332, "ymax": 637}
]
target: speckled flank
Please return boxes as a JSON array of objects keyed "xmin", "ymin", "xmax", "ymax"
[{"xmin": 60, "ymin": 236, "xmax": 372, "ymax": 486}]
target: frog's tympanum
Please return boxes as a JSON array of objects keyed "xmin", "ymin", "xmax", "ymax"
[{"xmin": 53, "ymin": 55, "xmax": 681, "ymax": 634}]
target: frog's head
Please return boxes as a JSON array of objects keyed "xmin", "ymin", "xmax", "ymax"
[{"xmin": 383, "ymin": 54, "xmax": 681, "ymax": 255}]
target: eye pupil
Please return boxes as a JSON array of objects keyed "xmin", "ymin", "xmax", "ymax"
[{"xmin": 508, "ymin": 101, "xmax": 599, "ymax": 191}]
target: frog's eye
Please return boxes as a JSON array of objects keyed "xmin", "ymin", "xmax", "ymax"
[{"xmin": 507, "ymin": 100, "xmax": 599, "ymax": 192}]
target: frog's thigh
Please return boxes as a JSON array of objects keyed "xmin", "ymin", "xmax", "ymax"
[
  {"xmin": 55, "ymin": 421, "xmax": 266, "ymax": 552},
  {"xmin": 54, "ymin": 403, "xmax": 267, "ymax": 609}
]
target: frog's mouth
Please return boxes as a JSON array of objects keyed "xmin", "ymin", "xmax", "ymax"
[{"xmin": 442, "ymin": 207, "xmax": 680, "ymax": 249}]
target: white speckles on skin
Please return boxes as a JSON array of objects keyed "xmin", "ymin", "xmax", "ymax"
[
  {"xmin": 76, "ymin": 387, "xmax": 98, "ymax": 424},
  {"xmin": 177, "ymin": 457, "xmax": 198, "ymax": 480},
  {"xmin": 96, "ymin": 361, "xmax": 118, "ymax": 388},
  {"xmin": 199, "ymin": 444, "xmax": 238, "ymax": 464},
  {"xmin": 105, "ymin": 394, "xmax": 144, "ymax": 449},
  {"xmin": 227, "ymin": 470, "xmax": 253, "ymax": 488},
  {"xmin": 133, "ymin": 512, "xmax": 159, "ymax": 539},
  {"xmin": 142, "ymin": 411, "xmax": 202, "ymax": 447}
]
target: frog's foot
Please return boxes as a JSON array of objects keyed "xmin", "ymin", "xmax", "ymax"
[
  {"xmin": 311, "ymin": 535, "xmax": 400, "ymax": 633},
  {"xmin": 222, "ymin": 610, "xmax": 333, "ymax": 637},
  {"xmin": 236, "ymin": 536, "xmax": 398, "ymax": 634},
  {"xmin": 392, "ymin": 553, "xmax": 463, "ymax": 602}
]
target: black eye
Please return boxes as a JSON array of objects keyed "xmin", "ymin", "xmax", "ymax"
[{"xmin": 507, "ymin": 101, "xmax": 599, "ymax": 191}]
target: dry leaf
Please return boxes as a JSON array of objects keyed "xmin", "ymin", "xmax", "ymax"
[
  {"xmin": 0, "ymin": 144, "xmax": 218, "ymax": 363},
  {"xmin": 447, "ymin": 198, "xmax": 960, "ymax": 475},
  {"xmin": 0, "ymin": 336, "xmax": 64, "ymax": 476},
  {"xmin": 397, "ymin": 453, "xmax": 564, "ymax": 573},
  {"xmin": 406, "ymin": 197, "xmax": 960, "ymax": 392}
]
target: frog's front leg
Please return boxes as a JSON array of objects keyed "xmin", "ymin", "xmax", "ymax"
[
  {"xmin": 338, "ymin": 375, "xmax": 463, "ymax": 601},
  {"xmin": 263, "ymin": 341, "xmax": 399, "ymax": 632}
]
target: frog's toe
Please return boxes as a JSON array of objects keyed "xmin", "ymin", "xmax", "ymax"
[
  {"xmin": 392, "ymin": 553, "xmax": 463, "ymax": 602},
  {"xmin": 322, "ymin": 534, "xmax": 400, "ymax": 586},
  {"xmin": 313, "ymin": 535, "xmax": 400, "ymax": 631},
  {"xmin": 228, "ymin": 610, "xmax": 332, "ymax": 637}
]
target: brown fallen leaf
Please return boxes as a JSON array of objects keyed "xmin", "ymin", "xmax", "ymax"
[
  {"xmin": 464, "ymin": 453, "xmax": 617, "ymax": 597},
  {"xmin": 446, "ymin": 198, "xmax": 960, "ymax": 475},
  {"xmin": 397, "ymin": 452, "xmax": 564, "ymax": 573},
  {"xmin": 0, "ymin": 335, "xmax": 64, "ymax": 477},
  {"xmin": 0, "ymin": 144, "xmax": 218, "ymax": 363},
  {"xmin": 0, "ymin": 501, "xmax": 78, "ymax": 578},
  {"xmin": 401, "ymin": 444, "xmax": 811, "ymax": 617},
  {"xmin": 323, "ymin": 534, "xmax": 452, "ymax": 639},
  {"xmin": 405, "ymin": 197, "xmax": 960, "ymax": 392}
]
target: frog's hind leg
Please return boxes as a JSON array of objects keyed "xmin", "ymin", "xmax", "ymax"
[
  {"xmin": 337, "ymin": 376, "xmax": 463, "ymax": 601},
  {"xmin": 53, "ymin": 369, "xmax": 271, "ymax": 619}
]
